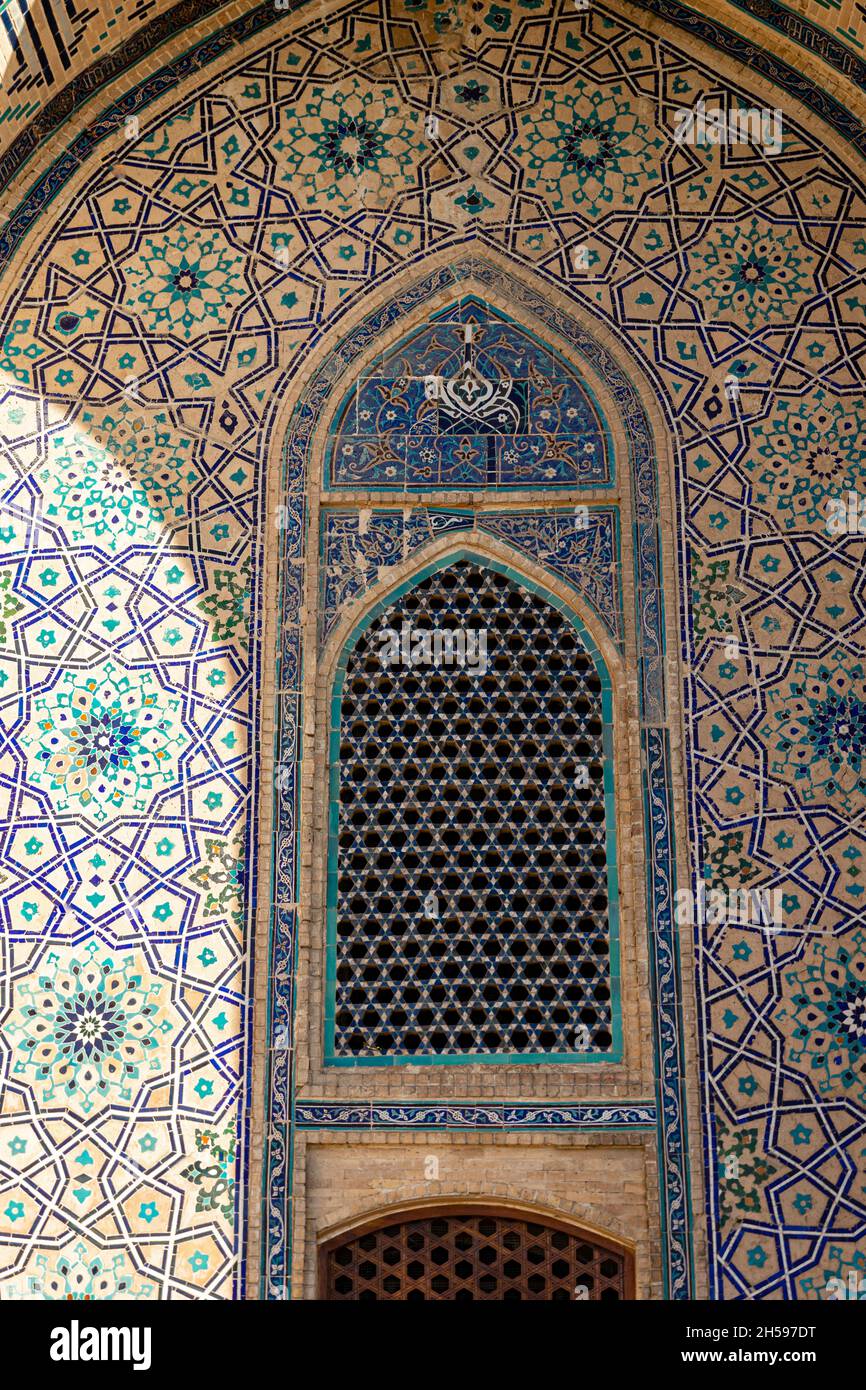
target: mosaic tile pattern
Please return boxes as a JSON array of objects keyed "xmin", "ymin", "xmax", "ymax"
[
  {"xmin": 2, "ymin": 1, "xmax": 865, "ymax": 183},
  {"xmin": 0, "ymin": 0, "xmax": 179, "ymax": 159},
  {"xmin": 0, "ymin": 0, "xmax": 864, "ymax": 1300},
  {"xmin": 319, "ymin": 505, "xmax": 624, "ymax": 649}
]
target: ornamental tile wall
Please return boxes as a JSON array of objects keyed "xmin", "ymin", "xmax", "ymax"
[
  {"xmin": 1, "ymin": 1, "xmax": 865, "ymax": 174},
  {"xmin": 0, "ymin": 0, "xmax": 864, "ymax": 1301}
]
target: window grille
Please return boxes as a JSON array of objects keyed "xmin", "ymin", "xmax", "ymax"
[
  {"xmin": 322, "ymin": 1210, "xmax": 630, "ymax": 1300},
  {"xmin": 329, "ymin": 559, "xmax": 617, "ymax": 1061}
]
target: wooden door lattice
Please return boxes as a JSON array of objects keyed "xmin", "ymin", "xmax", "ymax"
[{"xmin": 323, "ymin": 1211, "xmax": 629, "ymax": 1300}]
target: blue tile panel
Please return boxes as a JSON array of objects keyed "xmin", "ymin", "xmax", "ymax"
[{"xmin": 325, "ymin": 299, "xmax": 611, "ymax": 489}]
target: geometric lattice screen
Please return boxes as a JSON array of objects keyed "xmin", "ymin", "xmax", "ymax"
[
  {"xmin": 328, "ymin": 559, "xmax": 618, "ymax": 1061},
  {"xmin": 322, "ymin": 1211, "xmax": 630, "ymax": 1300}
]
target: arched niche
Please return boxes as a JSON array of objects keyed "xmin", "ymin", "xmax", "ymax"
[{"xmin": 252, "ymin": 256, "xmax": 697, "ymax": 1302}]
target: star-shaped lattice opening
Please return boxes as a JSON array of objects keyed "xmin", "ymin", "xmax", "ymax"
[{"xmin": 332, "ymin": 561, "xmax": 614, "ymax": 1059}]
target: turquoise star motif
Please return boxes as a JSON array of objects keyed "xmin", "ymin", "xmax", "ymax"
[
  {"xmin": 122, "ymin": 224, "xmax": 246, "ymax": 341},
  {"xmin": 6, "ymin": 938, "xmax": 175, "ymax": 1114},
  {"xmin": 690, "ymin": 217, "xmax": 814, "ymax": 328},
  {"xmin": 764, "ymin": 653, "xmax": 866, "ymax": 812},
  {"xmin": 275, "ymin": 77, "xmax": 425, "ymax": 211},
  {"xmin": 746, "ymin": 389, "xmax": 866, "ymax": 529},
  {"xmin": 23, "ymin": 660, "xmax": 186, "ymax": 821},
  {"xmin": 515, "ymin": 81, "xmax": 663, "ymax": 218},
  {"xmin": 42, "ymin": 402, "xmax": 198, "ymax": 552},
  {"xmin": 778, "ymin": 933, "xmax": 866, "ymax": 1102}
]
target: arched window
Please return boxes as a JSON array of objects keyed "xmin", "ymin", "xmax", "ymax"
[
  {"xmin": 326, "ymin": 555, "xmax": 621, "ymax": 1063},
  {"xmin": 320, "ymin": 1208, "xmax": 633, "ymax": 1300}
]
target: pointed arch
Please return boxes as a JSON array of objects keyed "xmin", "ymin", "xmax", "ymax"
[
  {"xmin": 321, "ymin": 294, "xmax": 615, "ymax": 491},
  {"xmin": 323, "ymin": 545, "xmax": 623, "ymax": 1065},
  {"xmin": 251, "ymin": 252, "xmax": 700, "ymax": 1302}
]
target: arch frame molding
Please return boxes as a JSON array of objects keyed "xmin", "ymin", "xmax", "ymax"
[{"xmin": 251, "ymin": 249, "xmax": 702, "ymax": 1301}]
